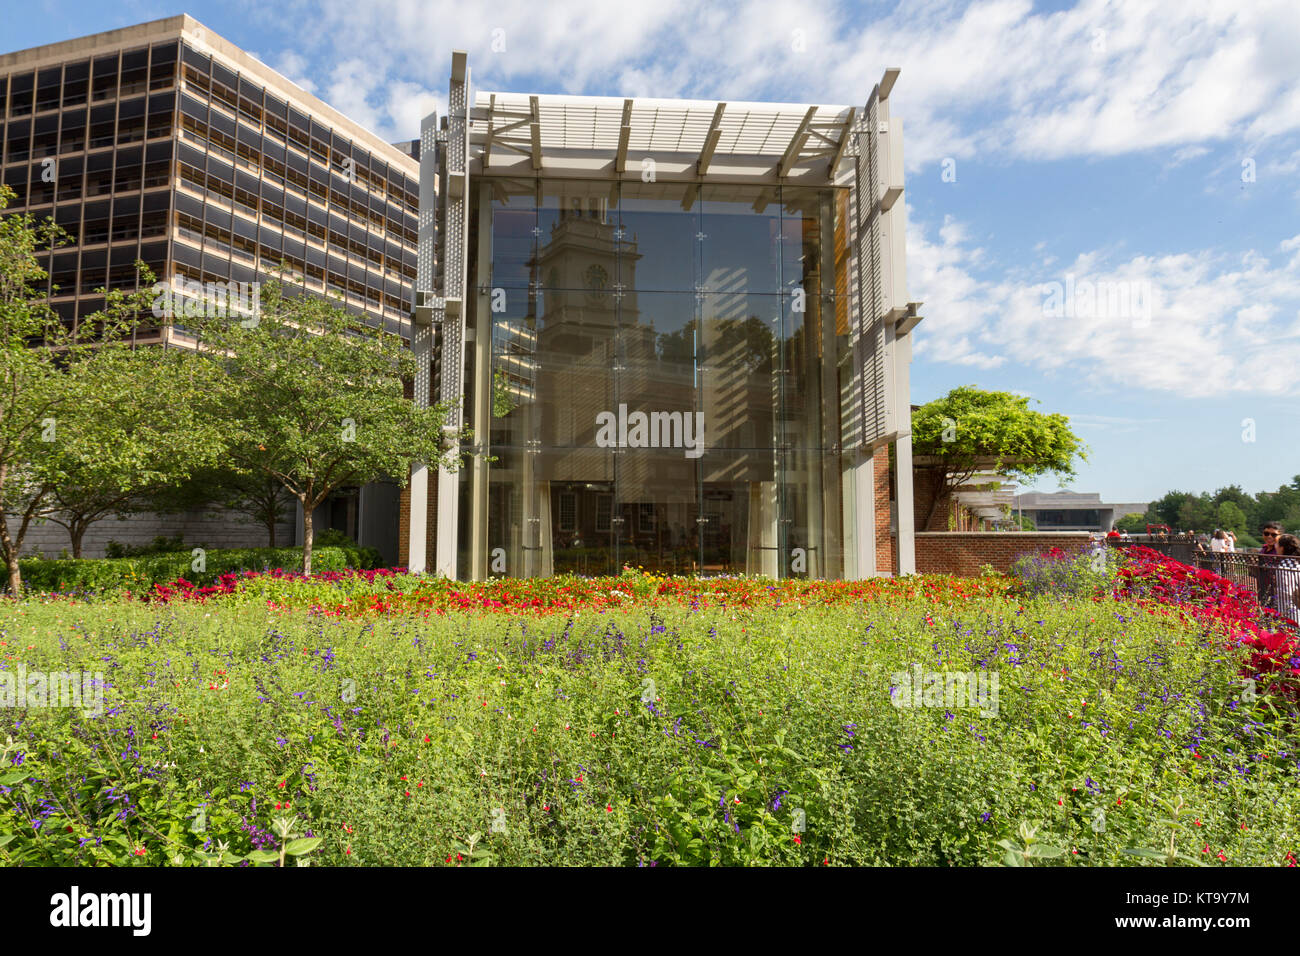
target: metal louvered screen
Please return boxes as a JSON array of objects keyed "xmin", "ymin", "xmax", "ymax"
[{"xmin": 853, "ymin": 96, "xmax": 890, "ymax": 447}]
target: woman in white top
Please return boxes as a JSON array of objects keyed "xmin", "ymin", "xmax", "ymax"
[
  {"xmin": 1224, "ymin": 531, "xmax": 1236, "ymax": 553},
  {"xmin": 1210, "ymin": 530, "xmax": 1228, "ymax": 553}
]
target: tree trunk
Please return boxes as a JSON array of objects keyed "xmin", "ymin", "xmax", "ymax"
[
  {"xmin": 267, "ymin": 516, "xmax": 276, "ymax": 549},
  {"xmin": 0, "ymin": 463, "xmax": 21, "ymax": 597},
  {"xmin": 302, "ymin": 500, "xmax": 313, "ymax": 575},
  {"xmin": 71, "ymin": 521, "xmax": 86, "ymax": 560},
  {"xmin": 0, "ymin": 520, "xmax": 20, "ymax": 597}
]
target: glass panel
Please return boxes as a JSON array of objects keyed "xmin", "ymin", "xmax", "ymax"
[
  {"xmin": 617, "ymin": 181, "xmax": 698, "ymax": 293},
  {"xmin": 698, "ymin": 292, "xmax": 779, "ymax": 450},
  {"xmin": 488, "ymin": 178, "xmax": 535, "ymax": 288},
  {"xmin": 10, "ymin": 73, "xmax": 34, "ymax": 116},
  {"xmin": 537, "ymin": 179, "xmax": 617, "ymax": 290},
  {"xmin": 700, "ymin": 184, "xmax": 780, "ymax": 294}
]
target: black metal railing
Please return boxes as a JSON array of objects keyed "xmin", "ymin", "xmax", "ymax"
[{"xmin": 1108, "ymin": 537, "xmax": 1300, "ymax": 624}]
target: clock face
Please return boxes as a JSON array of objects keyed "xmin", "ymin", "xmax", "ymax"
[{"xmin": 585, "ymin": 264, "xmax": 610, "ymax": 299}]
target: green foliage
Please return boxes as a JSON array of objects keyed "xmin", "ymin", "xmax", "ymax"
[
  {"xmin": 104, "ymin": 536, "xmax": 187, "ymax": 559},
  {"xmin": 313, "ymin": 527, "xmax": 357, "ymax": 548},
  {"xmin": 191, "ymin": 278, "xmax": 464, "ymax": 573},
  {"xmin": 1, "ymin": 590, "xmax": 1293, "ymax": 866},
  {"xmin": 1146, "ymin": 480, "xmax": 1300, "ymax": 538},
  {"xmin": 17, "ymin": 545, "xmax": 381, "ymax": 594},
  {"xmin": 1114, "ymin": 513, "xmax": 1150, "ymax": 533},
  {"xmin": 911, "ymin": 386, "xmax": 1087, "ymax": 529},
  {"xmin": 491, "ymin": 368, "xmax": 515, "ymax": 419}
]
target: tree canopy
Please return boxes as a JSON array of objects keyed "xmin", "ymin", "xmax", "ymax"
[
  {"xmin": 911, "ymin": 385, "xmax": 1087, "ymax": 530},
  {"xmin": 192, "ymin": 279, "xmax": 465, "ymax": 573}
]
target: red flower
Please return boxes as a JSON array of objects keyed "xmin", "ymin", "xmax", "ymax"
[
  {"xmin": 605, "ymin": 804, "xmax": 613, "ymax": 813},
  {"xmin": 793, "ymin": 835, "xmax": 801, "ymax": 845}
]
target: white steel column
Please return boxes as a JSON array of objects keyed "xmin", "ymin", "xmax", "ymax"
[{"xmin": 435, "ymin": 51, "xmax": 472, "ymax": 579}]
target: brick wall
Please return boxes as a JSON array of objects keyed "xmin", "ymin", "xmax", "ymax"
[
  {"xmin": 913, "ymin": 469, "xmax": 950, "ymax": 531},
  {"xmin": 916, "ymin": 532, "xmax": 1092, "ymax": 576},
  {"xmin": 874, "ymin": 451, "xmax": 895, "ymax": 574},
  {"xmin": 396, "ymin": 467, "xmax": 436, "ymax": 570}
]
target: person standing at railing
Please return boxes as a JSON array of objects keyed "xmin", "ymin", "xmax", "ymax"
[
  {"xmin": 1210, "ymin": 530, "xmax": 1229, "ymax": 552},
  {"xmin": 1274, "ymin": 533, "xmax": 1300, "ymax": 625},
  {"xmin": 1225, "ymin": 531, "xmax": 1237, "ymax": 552},
  {"xmin": 1256, "ymin": 522, "xmax": 1282, "ymax": 608}
]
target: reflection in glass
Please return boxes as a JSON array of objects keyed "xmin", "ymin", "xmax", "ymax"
[{"xmin": 473, "ymin": 178, "xmax": 850, "ymax": 578}]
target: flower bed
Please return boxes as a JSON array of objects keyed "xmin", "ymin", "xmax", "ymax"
[{"xmin": 1116, "ymin": 545, "xmax": 1299, "ymax": 701}]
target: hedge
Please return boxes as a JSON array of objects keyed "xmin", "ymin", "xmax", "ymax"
[{"xmin": 16, "ymin": 544, "xmax": 384, "ymax": 594}]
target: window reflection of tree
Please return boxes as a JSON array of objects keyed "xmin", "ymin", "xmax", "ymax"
[{"xmin": 655, "ymin": 316, "xmax": 775, "ymax": 374}]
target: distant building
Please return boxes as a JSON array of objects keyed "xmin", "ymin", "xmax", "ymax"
[{"xmin": 1012, "ymin": 491, "xmax": 1148, "ymax": 532}]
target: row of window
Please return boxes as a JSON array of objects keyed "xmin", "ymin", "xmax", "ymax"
[
  {"xmin": 177, "ymin": 43, "xmax": 417, "ymax": 212},
  {"xmin": 173, "ymin": 158, "xmax": 415, "ymax": 281},
  {"xmin": 1, "ymin": 94, "xmax": 175, "ymax": 163},
  {"xmin": 0, "ymin": 43, "xmax": 178, "ymax": 118},
  {"xmin": 176, "ymin": 107, "xmax": 416, "ymax": 241},
  {"xmin": 170, "ymin": 262, "xmax": 409, "ymax": 337},
  {"xmin": 172, "ymin": 211, "xmax": 408, "ymax": 313},
  {"xmin": 1, "ymin": 38, "xmax": 420, "ymax": 210},
  {"xmin": 3, "ymin": 142, "xmax": 174, "ymax": 206}
]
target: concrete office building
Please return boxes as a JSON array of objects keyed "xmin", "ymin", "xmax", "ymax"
[
  {"xmin": 403, "ymin": 54, "xmax": 922, "ymax": 580},
  {"xmin": 0, "ymin": 16, "xmax": 420, "ymax": 562},
  {"xmin": 1012, "ymin": 491, "xmax": 1149, "ymax": 532}
]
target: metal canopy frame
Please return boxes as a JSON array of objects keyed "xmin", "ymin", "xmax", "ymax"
[{"xmin": 469, "ymin": 91, "xmax": 859, "ymax": 182}]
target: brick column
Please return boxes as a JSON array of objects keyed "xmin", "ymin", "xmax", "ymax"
[{"xmin": 874, "ymin": 451, "xmax": 895, "ymax": 574}]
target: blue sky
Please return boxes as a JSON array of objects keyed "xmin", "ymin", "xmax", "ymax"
[{"xmin": 6, "ymin": 0, "xmax": 1300, "ymax": 506}]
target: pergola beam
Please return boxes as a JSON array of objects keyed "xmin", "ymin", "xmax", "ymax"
[
  {"xmin": 482, "ymin": 93, "xmax": 496, "ymax": 169},
  {"xmin": 529, "ymin": 95, "xmax": 542, "ymax": 170},
  {"xmin": 615, "ymin": 98, "xmax": 633, "ymax": 173},
  {"xmin": 878, "ymin": 67, "xmax": 900, "ymax": 101},
  {"xmin": 828, "ymin": 106, "xmax": 856, "ymax": 178},
  {"xmin": 778, "ymin": 106, "xmax": 817, "ymax": 178},
  {"xmin": 697, "ymin": 102, "xmax": 726, "ymax": 175}
]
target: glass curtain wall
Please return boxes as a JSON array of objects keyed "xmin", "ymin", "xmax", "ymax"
[{"xmin": 475, "ymin": 178, "xmax": 846, "ymax": 578}]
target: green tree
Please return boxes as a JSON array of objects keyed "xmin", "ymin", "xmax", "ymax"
[
  {"xmin": 193, "ymin": 280, "xmax": 464, "ymax": 573},
  {"xmin": 1115, "ymin": 512, "xmax": 1151, "ymax": 533},
  {"xmin": 1215, "ymin": 501, "xmax": 1247, "ymax": 537},
  {"xmin": 0, "ymin": 186, "xmax": 67, "ymax": 593},
  {"xmin": 911, "ymin": 386, "xmax": 1087, "ymax": 531},
  {"xmin": 32, "ymin": 345, "xmax": 226, "ymax": 557}
]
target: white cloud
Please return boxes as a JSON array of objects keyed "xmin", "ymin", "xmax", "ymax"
[
  {"xmin": 907, "ymin": 216, "xmax": 1300, "ymax": 397},
  {"xmin": 234, "ymin": 0, "xmax": 1300, "ymax": 163}
]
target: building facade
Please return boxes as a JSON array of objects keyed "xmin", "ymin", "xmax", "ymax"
[
  {"xmin": 1012, "ymin": 491, "xmax": 1149, "ymax": 532},
  {"xmin": 403, "ymin": 55, "xmax": 922, "ymax": 580},
  {"xmin": 0, "ymin": 16, "xmax": 420, "ymax": 563}
]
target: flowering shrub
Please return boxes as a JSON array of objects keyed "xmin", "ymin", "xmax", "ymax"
[
  {"xmin": 1009, "ymin": 546, "xmax": 1116, "ymax": 598},
  {"xmin": 1115, "ymin": 545, "xmax": 1299, "ymax": 701},
  {"xmin": 17, "ymin": 545, "xmax": 383, "ymax": 596},
  {"xmin": 136, "ymin": 565, "xmax": 1014, "ymax": 615},
  {"xmin": 2, "ymin": 559, "xmax": 1297, "ymax": 868}
]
